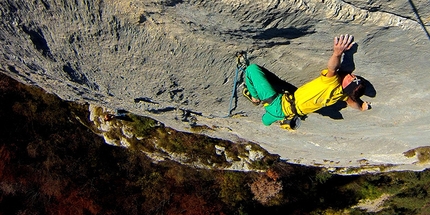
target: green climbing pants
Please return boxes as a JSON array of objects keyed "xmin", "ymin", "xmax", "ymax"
[{"xmin": 245, "ymin": 64, "xmax": 285, "ymax": 126}]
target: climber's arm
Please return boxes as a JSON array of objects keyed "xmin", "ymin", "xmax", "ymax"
[
  {"xmin": 346, "ymin": 97, "xmax": 371, "ymax": 111},
  {"xmin": 326, "ymin": 34, "xmax": 355, "ymax": 77}
]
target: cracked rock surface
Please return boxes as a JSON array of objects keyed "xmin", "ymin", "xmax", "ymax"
[{"xmin": 1, "ymin": 0, "xmax": 429, "ymax": 172}]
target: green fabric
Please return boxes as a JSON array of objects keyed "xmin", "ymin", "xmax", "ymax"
[
  {"xmin": 261, "ymin": 95, "xmax": 284, "ymax": 125},
  {"xmin": 245, "ymin": 64, "xmax": 285, "ymax": 126}
]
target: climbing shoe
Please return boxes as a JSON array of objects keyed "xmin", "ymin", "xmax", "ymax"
[
  {"xmin": 242, "ymin": 88, "xmax": 260, "ymax": 106},
  {"xmin": 280, "ymin": 115, "xmax": 301, "ymax": 130}
]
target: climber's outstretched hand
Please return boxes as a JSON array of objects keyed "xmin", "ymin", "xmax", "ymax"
[{"xmin": 333, "ymin": 34, "xmax": 354, "ymax": 56}]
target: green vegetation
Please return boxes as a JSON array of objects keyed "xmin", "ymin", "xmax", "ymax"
[
  {"xmin": 92, "ymin": 105, "xmax": 278, "ymax": 171},
  {"xmin": 381, "ymin": 171, "xmax": 430, "ymax": 213},
  {"xmin": 314, "ymin": 169, "xmax": 333, "ymax": 184},
  {"xmin": 218, "ymin": 171, "xmax": 250, "ymax": 206},
  {"xmin": 127, "ymin": 114, "xmax": 158, "ymax": 137},
  {"xmin": 404, "ymin": 146, "xmax": 430, "ymax": 163},
  {"xmin": 1, "ymin": 73, "xmax": 430, "ymax": 215}
]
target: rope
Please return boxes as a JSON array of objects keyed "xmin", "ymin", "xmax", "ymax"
[{"xmin": 226, "ymin": 51, "xmax": 248, "ymax": 117}]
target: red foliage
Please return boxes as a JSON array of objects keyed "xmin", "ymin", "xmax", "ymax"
[
  {"xmin": 166, "ymin": 193, "xmax": 225, "ymax": 215},
  {"xmin": 250, "ymin": 175, "xmax": 283, "ymax": 205},
  {"xmin": 39, "ymin": 176, "xmax": 64, "ymax": 198},
  {"xmin": 266, "ymin": 168, "xmax": 280, "ymax": 181},
  {"xmin": 0, "ymin": 145, "xmax": 11, "ymax": 178},
  {"xmin": 48, "ymin": 189, "xmax": 101, "ymax": 215}
]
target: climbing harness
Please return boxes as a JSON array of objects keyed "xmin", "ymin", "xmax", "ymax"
[
  {"xmin": 280, "ymin": 92, "xmax": 306, "ymax": 130},
  {"xmin": 226, "ymin": 51, "xmax": 249, "ymax": 117}
]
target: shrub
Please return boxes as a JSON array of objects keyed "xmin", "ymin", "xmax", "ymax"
[{"xmin": 250, "ymin": 174, "xmax": 283, "ymax": 206}]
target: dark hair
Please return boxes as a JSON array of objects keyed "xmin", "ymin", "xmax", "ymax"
[{"xmin": 349, "ymin": 83, "xmax": 366, "ymax": 102}]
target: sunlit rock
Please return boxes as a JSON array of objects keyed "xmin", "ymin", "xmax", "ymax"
[{"xmin": 1, "ymin": 0, "xmax": 429, "ymax": 172}]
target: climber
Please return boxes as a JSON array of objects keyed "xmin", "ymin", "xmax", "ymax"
[{"xmin": 243, "ymin": 34, "xmax": 370, "ymax": 130}]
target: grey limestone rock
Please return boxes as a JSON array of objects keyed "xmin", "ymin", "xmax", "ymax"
[{"xmin": 0, "ymin": 0, "xmax": 429, "ymax": 173}]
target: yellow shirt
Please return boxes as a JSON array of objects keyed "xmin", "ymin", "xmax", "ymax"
[{"xmin": 293, "ymin": 69, "xmax": 348, "ymax": 115}]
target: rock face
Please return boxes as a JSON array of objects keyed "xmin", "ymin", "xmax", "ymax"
[{"xmin": 1, "ymin": 0, "xmax": 429, "ymax": 172}]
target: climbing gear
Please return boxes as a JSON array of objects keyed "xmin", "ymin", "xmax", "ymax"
[
  {"xmin": 280, "ymin": 92, "xmax": 306, "ymax": 130},
  {"xmin": 280, "ymin": 115, "xmax": 301, "ymax": 130},
  {"xmin": 236, "ymin": 51, "xmax": 249, "ymax": 70},
  {"xmin": 282, "ymin": 92, "xmax": 297, "ymax": 116},
  {"xmin": 261, "ymin": 94, "xmax": 277, "ymax": 107},
  {"xmin": 242, "ymin": 87, "xmax": 260, "ymax": 105},
  {"xmin": 226, "ymin": 51, "xmax": 249, "ymax": 117}
]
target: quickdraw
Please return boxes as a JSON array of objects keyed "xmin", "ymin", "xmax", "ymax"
[{"xmin": 226, "ymin": 51, "xmax": 249, "ymax": 117}]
